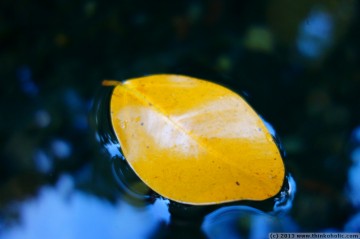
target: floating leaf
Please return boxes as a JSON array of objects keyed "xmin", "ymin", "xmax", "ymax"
[{"xmin": 106, "ymin": 74, "xmax": 285, "ymax": 205}]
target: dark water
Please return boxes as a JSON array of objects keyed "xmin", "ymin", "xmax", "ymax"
[{"xmin": 1, "ymin": 1, "xmax": 360, "ymax": 238}]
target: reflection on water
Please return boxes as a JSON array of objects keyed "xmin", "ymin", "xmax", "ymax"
[
  {"xmin": 273, "ymin": 174, "xmax": 296, "ymax": 214},
  {"xmin": 1, "ymin": 76, "xmax": 357, "ymax": 238},
  {"xmin": 344, "ymin": 213, "xmax": 360, "ymax": 232},
  {"xmin": 343, "ymin": 126, "xmax": 360, "ymax": 232},
  {"xmin": 0, "ymin": 174, "xmax": 170, "ymax": 239},
  {"xmin": 202, "ymin": 174, "xmax": 297, "ymax": 238},
  {"xmin": 296, "ymin": 9, "xmax": 333, "ymax": 59},
  {"xmin": 1, "ymin": 0, "xmax": 359, "ymax": 237},
  {"xmin": 202, "ymin": 205, "xmax": 298, "ymax": 239},
  {"xmin": 347, "ymin": 126, "xmax": 360, "ymax": 209},
  {"xmin": 16, "ymin": 65, "xmax": 39, "ymax": 97}
]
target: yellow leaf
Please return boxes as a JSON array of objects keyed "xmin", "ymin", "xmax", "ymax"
[{"xmin": 107, "ymin": 74, "xmax": 285, "ymax": 205}]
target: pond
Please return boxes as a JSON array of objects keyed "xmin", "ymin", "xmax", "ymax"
[{"xmin": 1, "ymin": 1, "xmax": 360, "ymax": 238}]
